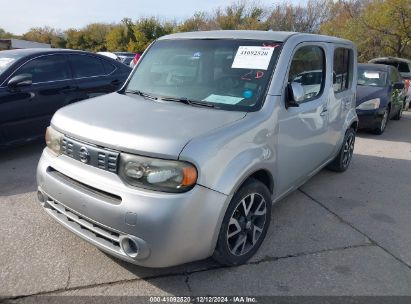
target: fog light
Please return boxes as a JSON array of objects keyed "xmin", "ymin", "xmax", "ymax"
[{"xmin": 120, "ymin": 236, "xmax": 140, "ymax": 258}]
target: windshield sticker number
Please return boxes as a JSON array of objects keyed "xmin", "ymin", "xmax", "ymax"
[
  {"xmin": 232, "ymin": 46, "xmax": 274, "ymax": 70},
  {"xmin": 203, "ymin": 94, "xmax": 244, "ymax": 105}
]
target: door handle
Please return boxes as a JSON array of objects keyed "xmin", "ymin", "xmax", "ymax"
[{"xmin": 320, "ymin": 107, "xmax": 328, "ymax": 116}]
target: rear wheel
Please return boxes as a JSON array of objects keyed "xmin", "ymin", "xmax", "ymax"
[
  {"xmin": 213, "ymin": 178, "xmax": 271, "ymax": 266},
  {"xmin": 327, "ymin": 128, "xmax": 356, "ymax": 172},
  {"xmin": 392, "ymin": 101, "xmax": 404, "ymax": 120}
]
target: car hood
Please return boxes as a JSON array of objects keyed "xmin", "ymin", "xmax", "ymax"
[
  {"xmin": 356, "ymin": 86, "xmax": 387, "ymax": 106},
  {"xmin": 51, "ymin": 93, "xmax": 246, "ymax": 159}
]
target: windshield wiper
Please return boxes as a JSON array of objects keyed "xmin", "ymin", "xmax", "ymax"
[
  {"xmin": 124, "ymin": 90, "xmax": 158, "ymax": 101},
  {"xmin": 160, "ymin": 96, "xmax": 215, "ymax": 108}
]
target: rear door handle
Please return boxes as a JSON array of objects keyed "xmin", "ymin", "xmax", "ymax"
[{"xmin": 320, "ymin": 107, "xmax": 328, "ymax": 116}]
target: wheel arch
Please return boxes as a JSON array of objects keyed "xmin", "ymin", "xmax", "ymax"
[{"xmin": 243, "ymin": 169, "xmax": 274, "ymax": 195}]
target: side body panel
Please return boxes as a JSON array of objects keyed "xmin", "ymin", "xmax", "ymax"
[
  {"xmin": 276, "ymin": 42, "xmax": 333, "ymax": 196},
  {"xmin": 180, "ymin": 35, "xmax": 358, "ymax": 202}
]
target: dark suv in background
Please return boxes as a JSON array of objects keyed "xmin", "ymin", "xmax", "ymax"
[{"xmin": 0, "ymin": 49, "xmax": 131, "ymax": 147}]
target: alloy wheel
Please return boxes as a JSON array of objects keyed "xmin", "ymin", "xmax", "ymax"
[
  {"xmin": 380, "ymin": 110, "xmax": 388, "ymax": 132},
  {"xmin": 342, "ymin": 132, "xmax": 355, "ymax": 168},
  {"xmin": 226, "ymin": 193, "xmax": 267, "ymax": 256}
]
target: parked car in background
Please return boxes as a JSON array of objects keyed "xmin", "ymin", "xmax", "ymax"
[
  {"xmin": 113, "ymin": 52, "xmax": 136, "ymax": 66},
  {"xmin": 291, "ymin": 69, "xmax": 322, "ymax": 99},
  {"xmin": 129, "ymin": 53, "xmax": 141, "ymax": 68},
  {"xmin": 97, "ymin": 51, "xmax": 120, "ymax": 61},
  {"xmin": 356, "ymin": 63, "xmax": 405, "ymax": 134},
  {"xmin": 0, "ymin": 48, "xmax": 131, "ymax": 147},
  {"xmin": 37, "ymin": 31, "xmax": 358, "ymax": 267},
  {"xmin": 369, "ymin": 57, "xmax": 411, "ymax": 110}
]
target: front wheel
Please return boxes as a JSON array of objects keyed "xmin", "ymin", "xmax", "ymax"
[
  {"xmin": 327, "ymin": 128, "xmax": 356, "ymax": 172},
  {"xmin": 213, "ymin": 178, "xmax": 271, "ymax": 266},
  {"xmin": 373, "ymin": 108, "xmax": 389, "ymax": 134}
]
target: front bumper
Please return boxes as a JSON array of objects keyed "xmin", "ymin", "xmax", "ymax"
[
  {"xmin": 37, "ymin": 149, "xmax": 229, "ymax": 267},
  {"xmin": 356, "ymin": 109, "xmax": 385, "ymax": 130}
]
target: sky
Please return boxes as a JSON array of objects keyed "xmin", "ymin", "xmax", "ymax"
[{"xmin": 0, "ymin": 0, "xmax": 308, "ymax": 35}]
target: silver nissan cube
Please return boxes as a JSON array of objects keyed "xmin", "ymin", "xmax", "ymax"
[{"xmin": 37, "ymin": 31, "xmax": 358, "ymax": 267}]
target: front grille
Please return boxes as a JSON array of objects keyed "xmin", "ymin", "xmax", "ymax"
[
  {"xmin": 44, "ymin": 196, "xmax": 127, "ymax": 257},
  {"xmin": 61, "ymin": 137, "xmax": 119, "ymax": 173},
  {"xmin": 61, "ymin": 139, "xmax": 74, "ymax": 157},
  {"xmin": 97, "ymin": 152, "xmax": 118, "ymax": 172},
  {"xmin": 47, "ymin": 167, "xmax": 122, "ymax": 204}
]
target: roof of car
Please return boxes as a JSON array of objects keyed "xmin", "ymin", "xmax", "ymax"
[
  {"xmin": 358, "ymin": 63, "xmax": 392, "ymax": 71},
  {"xmin": 0, "ymin": 48, "xmax": 99, "ymax": 56},
  {"xmin": 158, "ymin": 30, "xmax": 352, "ymax": 44},
  {"xmin": 369, "ymin": 57, "xmax": 411, "ymax": 64}
]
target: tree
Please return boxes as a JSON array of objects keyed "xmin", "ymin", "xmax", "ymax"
[
  {"xmin": 82, "ymin": 23, "xmax": 113, "ymax": 51},
  {"xmin": 22, "ymin": 26, "xmax": 66, "ymax": 48},
  {"xmin": 128, "ymin": 17, "xmax": 174, "ymax": 53},
  {"xmin": 65, "ymin": 28, "xmax": 87, "ymax": 50},
  {"xmin": 177, "ymin": 12, "xmax": 210, "ymax": 32},
  {"xmin": 360, "ymin": 0, "xmax": 411, "ymax": 58},
  {"xmin": 320, "ymin": 0, "xmax": 411, "ymax": 61},
  {"xmin": 106, "ymin": 25, "xmax": 128, "ymax": 51},
  {"xmin": 0, "ymin": 28, "xmax": 14, "ymax": 39},
  {"xmin": 210, "ymin": 1, "xmax": 269, "ymax": 30},
  {"xmin": 266, "ymin": 0, "xmax": 331, "ymax": 33}
]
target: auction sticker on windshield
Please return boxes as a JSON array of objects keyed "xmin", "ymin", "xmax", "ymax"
[
  {"xmin": 232, "ymin": 46, "xmax": 274, "ymax": 70},
  {"xmin": 203, "ymin": 94, "xmax": 244, "ymax": 105}
]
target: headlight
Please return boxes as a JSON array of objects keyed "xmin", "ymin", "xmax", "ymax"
[
  {"xmin": 356, "ymin": 98, "xmax": 380, "ymax": 110},
  {"xmin": 119, "ymin": 153, "xmax": 197, "ymax": 193},
  {"xmin": 45, "ymin": 126, "xmax": 64, "ymax": 156}
]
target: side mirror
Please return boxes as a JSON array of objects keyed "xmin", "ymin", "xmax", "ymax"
[
  {"xmin": 286, "ymin": 82, "xmax": 304, "ymax": 108},
  {"xmin": 7, "ymin": 74, "xmax": 32, "ymax": 89},
  {"xmin": 393, "ymin": 82, "xmax": 404, "ymax": 90}
]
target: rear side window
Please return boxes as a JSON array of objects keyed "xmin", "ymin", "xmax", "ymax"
[
  {"xmin": 69, "ymin": 55, "xmax": 105, "ymax": 78},
  {"xmin": 102, "ymin": 60, "xmax": 116, "ymax": 74},
  {"xmin": 288, "ymin": 45, "xmax": 325, "ymax": 103},
  {"xmin": 15, "ymin": 55, "xmax": 71, "ymax": 83},
  {"xmin": 333, "ymin": 48, "xmax": 351, "ymax": 93}
]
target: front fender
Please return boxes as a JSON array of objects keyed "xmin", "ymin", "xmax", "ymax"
[{"xmin": 179, "ymin": 99, "xmax": 278, "ymax": 198}]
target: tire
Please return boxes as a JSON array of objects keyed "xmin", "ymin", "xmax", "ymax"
[
  {"xmin": 327, "ymin": 128, "xmax": 356, "ymax": 172},
  {"xmin": 212, "ymin": 178, "xmax": 271, "ymax": 266},
  {"xmin": 392, "ymin": 101, "xmax": 404, "ymax": 120},
  {"xmin": 373, "ymin": 107, "xmax": 389, "ymax": 135}
]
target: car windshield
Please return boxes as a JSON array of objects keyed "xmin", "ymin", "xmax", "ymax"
[
  {"xmin": 125, "ymin": 39, "xmax": 282, "ymax": 111},
  {"xmin": 358, "ymin": 68, "xmax": 387, "ymax": 87},
  {"xmin": 0, "ymin": 53, "xmax": 23, "ymax": 76}
]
